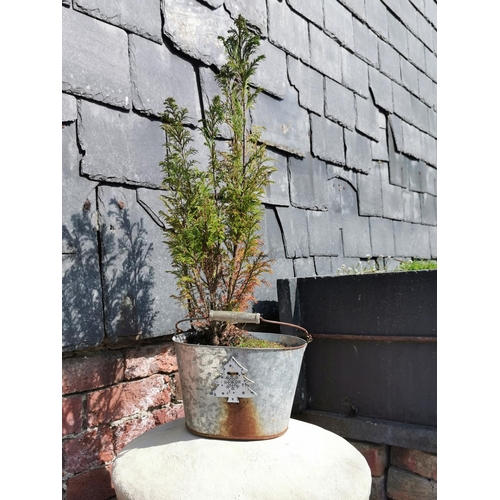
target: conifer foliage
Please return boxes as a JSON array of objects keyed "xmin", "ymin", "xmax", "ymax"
[{"xmin": 159, "ymin": 16, "xmax": 275, "ymax": 345}]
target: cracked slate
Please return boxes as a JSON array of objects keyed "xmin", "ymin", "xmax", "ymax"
[
  {"xmin": 311, "ymin": 115, "xmax": 345, "ymax": 165},
  {"xmin": 345, "ymin": 129, "xmax": 372, "ymax": 173},
  {"xmin": 74, "ymin": 0, "xmax": 162, "ymax": 43},
  {"xmin": 225, "ymin": 0, "xmax": 267, "ymax": 36},
  {"xmin": 268, "ymin": 0, "xmax": 309, "ymax": 63},
  {"xmin": 62, "ymin": 93, "xmax": 77, "ymax": 122},
  {"xmin": 162, "ymin": 0, "xmax": 231, "ymax": 67},
  {"xmin": 136, "ymin": 188, "xmax": 167, "ymax": 229},
  {"xmin": 369, "ymin": 67, "xmax": 394, "ymax": 113},
  {"xmin": 388, "ymin": 123, "xmax": 409, "ymax": 188},
  {"xmin": 129, "ymin": 34, "xmax": 200, "ymax": 123},
  {"xmin": 369, "ymin": 217, "xmax": 395, "ymax": 257},
  {"xmin": 325, "ymin": 78, "xmax": 356, "ymax": 130},
  {"xmin": 288, "ymin": 56, "xmax": 324, "ymax": 115},
  {"xmin": 371, "ymin": 126, "xmax": 389, "ymax": 161},
  {"xmin": 78, "ymin": 99, "xmax": 165, "ymax": 187},
  {"xmin": 62, "ymin": 7, "xmax": 131, "ymax": 109},
  {"xmin": 309, "ymin": 25, "xmax": 343, "ymax": 83},
  {"xmin": 324, "ymin": 0, "xmax": 355, "ymax": 50},
  {"xmin": 276, "ymin": 207, "xmax": 310, "ymax": 258},
  {"xmin": 251, "ymin": 85, "xmax": 310, "ymax": 157},
  {"xmin": 262, "ymin": 206, "xmax": 287, "ymax": 259},
  {"xmin": 97, "ymin": 185, "xmax": 185, "ymax": 340},
  {"xmin": 289, "ymin": 155, "xmax": 329, "ymax": 210},
  {"xmin": 393, "ymin": 221, "xmax": 431, "ymax": 258}
]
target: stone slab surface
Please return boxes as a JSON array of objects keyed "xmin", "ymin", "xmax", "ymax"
[
  {"xmin": 62, "ymin": 93, "xmax": 77, "ymax": 122},
  {"xmin": 289, "ymin": 155, "xmax": 329, "ymax": 210},
  {"xmin": 288, "ymin": 56, "xmax": 324, "ymax": 115},
  {"xmin": 254, "ymin": 40, "xmax": 287, "ymax": 99},
  {"xmin": 309, "ymin": 25, "xmax": 342, "ymax": 82},
  {"xmin": 112, "ymin": 417, "xmax": 371, "ymax": 500},
  {"xmin": 325, "ymin": 0, "xmax": 355, "ymax": 50},
  {"xmin": 311, "ymin": 115, "xmax": 345, "ymax": 164},
  {"xmin": 225, "ymin": 0, "xmax": 267, "ymax": 36}
]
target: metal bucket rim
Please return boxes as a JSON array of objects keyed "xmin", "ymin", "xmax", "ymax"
[{"xmin": 172, "ymin": 331, "xmax": 307, "ymax": 350}]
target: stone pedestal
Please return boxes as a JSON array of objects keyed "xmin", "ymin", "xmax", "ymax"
[{"xmin": 112, "ymin": 417, "xmax": 371, "ymax": 500}]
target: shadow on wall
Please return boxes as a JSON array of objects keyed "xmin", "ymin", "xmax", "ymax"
[{"xmin": 62, "ymin": 197, "xmax": 160, "ymax": 347}]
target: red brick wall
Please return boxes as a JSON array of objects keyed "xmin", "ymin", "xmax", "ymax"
[
  {"xmin": 62, "ymin": 341, "xmax": 183, "ymax": 500},
  {"xmin": 348, "ymin": 440, "xmax": 437, "ymax": 500}
]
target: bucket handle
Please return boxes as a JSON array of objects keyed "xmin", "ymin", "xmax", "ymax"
[{"xmin": 175, "ymin": 311, "xmax": 312, "ymax": 343}]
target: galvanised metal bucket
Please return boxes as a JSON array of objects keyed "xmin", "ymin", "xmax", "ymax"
[{"xmin": 173, "ymin": 330, "xmax": 308, "ymax": 440}]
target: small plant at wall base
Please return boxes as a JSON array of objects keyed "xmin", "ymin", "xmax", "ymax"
[{"xmin": 159, "ymin": 15, "xmax": 276, "ymax": 346}]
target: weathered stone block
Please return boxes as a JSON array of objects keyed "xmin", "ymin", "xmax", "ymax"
[
  {"xmin": 342, "ymin": 49, "xmax": 369, "ymax": 97},
  {"xmin": 293, "ymin": 258, "xmax": 317, "ymax": 278},
  {"xmin": 262, "ymin": 150, "xmax": 290, "ymax": 207},
  {"xmin": 381, "ymin": 163, "xmax": 405, "ymax": 219},
  {"xmin": 407, "ymin": 31, "xmax": 426, "ymax": 71},
  {"xmin": 403, "ymin": 190, "xmax": 422, "ymax": 223},
  {"xmin": 310, "ymin": 25, "xmax": 342, "ymax": 82},
  {"xmin": 311, "ymin": 115, "xmax": 345, "ymax": 164},
  {"xmin": 342, "ymin": 214, "xmax": 372, "ymax": 257},
  {"xmin": 162, "ymin": 0, "xmax": 231, "ymax": 67},
  {"xmin": 307, "ymin": 210, "xmax": 341, "ymax": 256},
  {"xmin": 325, "ymin": 78, "xmax": 356, "ymax": 130},
  {"xmin": 391, "ymin": 446, "xmax": 437, "ymax": 481},
  {"xmin": 365, "ymin": 0, "xmax": 389, "ymax": 41},
  {"xmin": 369, "ymin": 217, "xmax": 395, "ymax": 257},
  {"xmin": 393, "ymin": 221, "xmax": 431, "ymax": 258},
  {"xmin": 62, "ymin": 7, "xmax": 131, "ymax": 109},
  {"xmin": 129, "ymin": 34, "xmax": 200, "ymax": 122},
  {"xmin": 225, "ymin": 0, "xmax": 267, "ymax": 36},
  {"xmin": 378, "ymin": 40, "xmax": 401, "ymax": 83},
  {"xmin": 268, "ymin": 0, "xmax": 309, "ymax": 63},
  {"xmin": 353, "ymin": 18, "xmax": 378, "ymax": 66},
  {"xmin": 288, "ymin": 56, "xmax": 324, "ymax": 115},
  {"xmin": 78, "ymin": 100, "xmax": 165, "ymax": 187},
  {"xmin": 97, "ymin": 185, "xmax": 185, "ymax": 340},
  {"xmin": 420, "ymin": 193, "xmax": 437, "ymax": 226},
  {"xmin": 288, "ymin": 0, "xmax": 323, "ymax": 26},
  {"xmin": 387, "ymin": 13, "xmax": 409, "ymax": 58},
  {"xmin": 358, "ymin": 162, "xmax": 383, "ymax": 216},
  {"xmin": 62, "ymin": 93, "xmax": 77, "ymax": 122},
  {"xmin": 369, "ymin": 67, "xmax": 394, "ymax": 113},
  {"xmin": 276, "ymin": 207, "xmax": 310, "ymax": 258},
  {"xmin": 356, "ymin": 95, "xmax": 380, "ymax": 141},
  {"xmin": 325, "ymin": 0, "xmax": 355, "ymax": 50},
  {"xmin": 62, "ymin": 124, "xmax": 104, "ymax": 350},
  {"xmin": 254, "ymin": 40, "xmax": 287, "ymax": 99},
  {"xmin": 387, "ymin": 466, "xmax": 436, "ymax": 500},
  {"xmin": 251, "ymin": 85, "xmax": 310, "ymax": 157},
  {"xmin": 289, "ymin": 155, "xmax": 329, "ymax": 210},
  {"xmin": 345, "ymin": 129, "xmax": 372, "ymax": 173},
  {"xmin": 400, "ymin": 57, "xmax": 419, "ymax": 95},
  {"xmin": 74, "ymin": 0, "xmax": 162, "ymax": 43}
]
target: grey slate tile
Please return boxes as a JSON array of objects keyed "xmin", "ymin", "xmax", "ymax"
[
  {"xmin": 398, "ymin": 0, "xmax": 419, "ymax": 35},
  {"xmin": 401, "ymin": 120, "xmax": 422, "ymax": 159},
  {"xmin": 288, "ymin": 56, "xmax": 325, "ymax": 115},
  {"xmin": 254, "ymin": 40, "xmax": 288, "ymax": 99},
  {"xmin": 78, "ymin": 100, "xmax": 165, "ymax": 187},
  {"xmin": 225, "ymin": 0, "xmax": 267, "ymax": 36},
  {"xmin": 408, "ymin": 160, "xmax": 427, "ymax": 192},
  {"xmin": 324, "ymin": 0, "xmax": 355, "ymax": 50},
  {"xmin": 293, "ymin": 258, "xmax": 317, "ymax": 277},
  {"xmin": 342, "ymin": 215, "xmax": 372, "ymax": 257},
  {"xmin": 307, "ymin": 210, "xmax": 341, "ymax": 256},
  {"xmin": 365, "ymin": 0, "xmax": 389, "ymax": 41},
  {"xmin": 381, "ymin": 162, "xmax": 405, "ymax": 219},
  {"xmin": 369, "ymin": 67, "xmax": 394, "ymax": 113},
  {"xmin": 416, "ymin": 10, "xmax": 434, "ymax": 50},
  {"xmin": 289, "ymin": 155, "xmax": 329, "ymax": 210},
  {"xmin": 407, "ymin": 31, "xmax": 426, "ymax": 71},
  {"xmin": 311, "ymin": 114, "xmax": 345, "ymax": 164},
  {"xmin": 345, "ymin": 129, "xmax": 372, "ymax": 173},
  {"xmin": 392, "ymin": 82, "xmax": 413, "ymax": 123},
  {"xmin": 74, "ymin": 0, "xmax": 162, "ymax": 43},
  {"xmin": 418, "ymin": 70, "xmax": 436, "ymax": 109},
  {"xmin": 400, "ymin": 56, "xmax": 419, "ymax": 96},
  {"xmin": 341, "ymin": 49, "xmax": 370, "ymax": 97},
  {"xmin": 338, "ymin": 0, "xmax": 366, "ymax": 21},
  {"xmin": 62, "ymin": 93, "xmax": 77, "ymax": 123},
  {"xmin": 389, "ymin": 115, "xmax": 405, "ymax": 153},
  {"xmin": 420, "ymin": 133, "xmax": 437, "ymax": 167},
  {"xmin": 325, "ymin": 78, "xmax": 356, "ymax": 130},
  {"xmin": 62, "ymin": 8, "xmax": 131, "ymax": 109},
  {"xmin": 421, "ymin": 193, "xmax": 437, "ymax": 225},
  {"xmin": 276, "ymin": 206, "xmax": 310, "ymax": 258},
  {"xmin": 424, "ymin": 0, "xmax": 437, "ymax": 29},
  {"xmin": 378, "ymin": 40, "xmax": 401, "ymax": 83},
  {"xmin": 403, "ymin": 190, "xmax": 422, "ymax": 223},
  {"xmin": 355, "ymin": 95, "xmax": 380, "ymax": 141},
  {"xmin": 429, "ymin": 225, "xmax": 437, "ymax": 259},
  {"xmin": 357, "ymin": 162, "xmax": 383, "ymax": 216},
  {"xmin": 388, "ymin": 121, "xmax": 409, "ymax": 188},
  {"xmin": 369, "ymin": 217, "xmax": 396, "ymax": 257},
  {"xmin": 353, "ymin": 18, "xmax": 379, "ymax": 66},
  {"xmin": 424, "ymin": 48, "xmax": 437, "ymax": 82},
  {"xmin": 309, "ymin": 25, "xmax": 343, "ymax": 82},
  {"xmin": 339, "ymin": 177, "xmax": 359, "ymax": 216},
  {"xmin": 129, "ymin": 34, "xmax": 200, "ymax": 122},
  {"xmin": 262, "ymin": 206, "xmax": 287, "ymax": 259},
  {"xmin": 425, "ymin": 165, "xmax": 437, "ymax": 195},
  {"xmin": 288, "ymin": 0, "xmax": 324, "ymax": 26},
  {"xmin": 97, "ymin": 185, "xmax": 185, "ymax": 340},
  {"xmin": 314, "ymin": 256, "xmax": 336, "ymax": 275},
  {"xmin": 327, "ymin": 164, "xmax": 358, "ymax": 189},
  {"xmin": 254, "ymin": 257, "xmax": 295, "ymax": 303},
  {"xmin": 371, "ymin": 123, "xmax": 389, "ymax": 161},
  {"xmin": 251, "ymin": 85, "xmax": 310, "ymax": 157},
  {"xmin": 387, "ymin": 13, "xmax": 409, "ymax": 58},
  {"xmin": 268, "ymin": 0, "xmax": 310, "ymax": 63},
  {"xmin": 262, "ymin": 150, "xmax": 290, "ymax": 207},
  {"xmin": 410, "ymin": 94, "xmax": 430, "ymax": 133},
  {"xmin": 393, "ymin": 220, "xmax": 431, "ymax": 258},
  {"xmin": 162, "ymin": 0, "xmax": 231, "ymax": 67}
]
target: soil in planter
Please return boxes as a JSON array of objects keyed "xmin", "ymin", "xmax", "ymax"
[{"xmin": 184, "ymin": 325, "xmax": 283, "ymax": 348}]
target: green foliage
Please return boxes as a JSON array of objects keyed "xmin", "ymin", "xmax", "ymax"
[
  {"xmin": 159, "ymin": 16, "xmax": 275, "ymax": 345},
  {"xmin": 396, "ymin": 259, "xmax": 437, "ymax": 271},
  {"xmin": 335, "ymin": 256, "xmax": 437, "ymax": 276}
]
